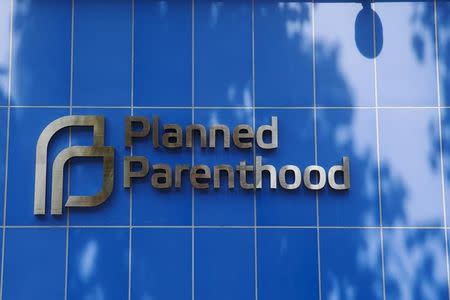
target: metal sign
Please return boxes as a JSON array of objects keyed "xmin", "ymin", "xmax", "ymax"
[{"xmin": 34, "ymin": 115, "xmax": 350, "ymax": 215}]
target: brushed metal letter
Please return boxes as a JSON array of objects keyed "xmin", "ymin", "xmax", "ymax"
[
  {"xmin": 209, "ymin": 125, "xmax": 230, "ymax": 149},
  {"xmin": 304, "ymin": 165, "xmax": 326, "ymax": 190},
  {"xmin": 151, "ymin": 164, "xmax": 172, "ymax": 189},
  {"xmin": 190, "ymin": 165, "xmax": 211, "ymax": 189},
  {"xmin": 256, "ymin": 116, "xmax": 278, "ymax": 149},
  {"xmin": 233, "ymin": 125, "xmax": 253, "ymax": 149},
  {"xmin": 162, "ymin": 124, "xmax": 182, "ymax": 148},
  {"xmin": 125, "ymin": 116, "xmax": 150, "ymax": 148},
  {"xmin": 186, "ymin": 124, "xmax": 207, "ymax": 148},
  {"xmin": 279, "ymin": 165, "xmax": 301, "ymax": 190},
  {"xmin": 213, "ymin": 164, "xmax": 234, "ymax": 189},
  {"xmin": 236, "ymin": 161, "xmax": 254, "ymax": 189},
  {"xmin": 255, "ymin": 156, "xmax": 277, "ymax": 189},
  {"xmin": 328, "ymin": 156, "xmax": 350, "ymax": 190},
  {"xmin": 124, "ymin": 156, "xmax": 149, "ymax": 188},
  {"xmin": 175, "ymin": 164, "xmax": 190, "ymax": 188},
  {"xmin": 51, "ymin": 146, "xmax": 114, "ymax": 215},
  {"xmin": 34, "ymin": 115, "xmax": 105, "ymax": 215}
]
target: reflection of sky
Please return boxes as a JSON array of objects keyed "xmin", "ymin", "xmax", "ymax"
[
  {"xmin": 315, "ymin": 3, "xmax": 375, "ymax": 106},
  {"xmin": 0, "ymin": 0, "xmax": 10, "ymax": 103},
  {"xmin": 379, "ymin": 109, "xmax": 443, "ymax": 226},
  {"xmin": 376, "ymin": 2, "xmax": 437, "ymax": 106},
  {"xmin": 2, "ymin": 1, "xmax": 450, "ymax": 299},
  {"xmin": 384, "ymin": 230, "xmax": 447, "ymax": 299}
]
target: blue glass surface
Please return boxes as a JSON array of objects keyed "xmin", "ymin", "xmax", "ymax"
[
  {"xmin": 68, "ymin": 228, "xmax": 129, "ymax": 300},
  {"xmin": 255, "ymin": 1, "xmax": 313, "ymax": 107},
  {"xmin": 11, "ymin": 0, "xmax": 71, "ymax": 106},
  {"xmin": 317, "ymin": 109, "xmax": 380, "ymax": 226},
  {"xmin": 195, "ymin": 229, "xmax": 255, "ymax": 300},
  {"xmin": 375, "ymin": 1, "xmax": 438, "ymax": 106},
  {"xmin": 438, "ymin": 2, "xmax": 450, "ymax": 106},
  {"xmin": 384, "ymin": 229, "xmax": 448, "ymax": 300},
  {"xmin": 195, "ymin": 0, "xmax": 252, "ymax": 107},
  {"xmin": 7, "ymin": 108, "xmax": 69, "ymax": 225},
  {"xmin": 378, "ymin": 109, "xmax": 443, "ymax": 227},
  {"xmin": 258, "ymin": 228, "xmax": 318, "ymax": 300},
  {"xmin": 315, "ymin": 2, "xmax": 375, "ymax": 107},
  {"xmin": 70, "ymin": 108, "xmax": 130, "ymax": 225},
  {"xmin": 440, "ymin": 108, "xmax": 450, "ymax": 226},
  {"xmin": 72, "ymin": 0, "xmax": 131, "ymax": 106},
  {"xmin": 3, "ymin": 228, "xmax": 65, "ymax": 300},
  {"xmin": 0, "ymin": 109, "xmax": 6, "ymax": 225},
  {"xmin": 2, "ymin": 1, "xmax": 450, "ymax": 298},
  {"xmin": 134, "ymin": 0, "xmax": 191, "ymax": 107},
  {"xmin": 256, "ymin": 109, "xmax": 316, "ymax": 226},
  {"xmin": 194, "ymin": 109, "xmax": 254, "ymax": 225},
  {"xmin": 0, "ymin": 0, "xmax": 10, "ymax": 106},
  {"xmin": 132, "ymin": 109, "xmax": 192, "ymax": 226},
  {"xmin": 320, "ymin": 229, "xmax": 383, "ymax": 300},
  {"xmin": 132, "ymin": 228, "xmax": 191, "ymax": 300}
]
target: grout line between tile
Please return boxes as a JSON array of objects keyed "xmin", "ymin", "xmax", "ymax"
[
  {"xmin": 191, "ymin": 1, "xmax": 195, "ymax": 299},
  {"xmin": 63, "ymin": 0, "xmax": 75, "ymax": 298},
  {"xmin": 4, "ymin": 225, "xmax": 450, "ymax": 230},
  {"xmin": 311, "ymin": 2, "xmax": 322, "ymax": 300},
  {"xmin": 4, "ymin": 105, "xmax": 450, "ymax": 110},
  {"xmin": 372, "ymin": 2, "xmax": 387, "ymax": 299},
  {"xmin": 128, "ymin": 0, "xmax": 135, "ymax": 299},
  {"xmin": 0, "ymin": 0, "xmax": 13, "ymax": 298},
  {"xmin": 251, "ymin": 0, "xmax": 258, "ymax": 299},
  {"xmin": 433, "ymin": 1, "xmax": 450, "ymax": 298}
]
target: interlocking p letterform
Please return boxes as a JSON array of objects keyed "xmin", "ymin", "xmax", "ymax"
[{"xmin": 34, "ymin": 116, "xmax": 114, "ymax": 215}]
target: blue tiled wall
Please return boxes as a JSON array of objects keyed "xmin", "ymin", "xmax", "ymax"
[{"xmin": 0, "ymin": 0, "xmax": 450, "ymax": 299}]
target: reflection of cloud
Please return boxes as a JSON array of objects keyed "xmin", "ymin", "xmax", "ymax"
[
  {"xmin": 209, "ymin": 2, "xmax": 223, "ymax": 28},
  {"xmin": 328, "ymin": 276, "xmax": 356, "ymax": 300},
  {"xmin": 0, "ymin": 0, "xmax": 11, "ymax": 100},
  {"xmin": 278, "ymin": 2, "xmax": 312, "ymax": 53},
  {"xmin": 84, "ymin": 285, "xmax": 105, "ymax": 300},
  {"xmin": 380, "ymin": 110, "xmax": 442, "ymax": 226},
  {"xmin": 385, "ymin": 230, "xmax": 447, "ymax": 299},
  {"xmin": 79, "ymin": 240, "xmax": 98, "ymax": 282},
  {"xmin": 158, "ymin": 1, "xmax": 168, "ymax": 17}
]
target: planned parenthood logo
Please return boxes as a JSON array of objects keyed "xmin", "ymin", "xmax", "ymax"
[{"xmin": 33, "ymin": 115, "xmax": 350, "ymax": 216}]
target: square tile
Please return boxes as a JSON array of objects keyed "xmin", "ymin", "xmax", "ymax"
[
  {"xmin": 134, "ymin": 0, "xmax": 191, "ymax": 107},
  {"xmin": 3, "ymin": 228, "xmax": 65, "ymax": 300},
  {"xmin": 317, "ymin": 109, "xmax": 380, "ymax": 226},
  {"xmin": 315, "ymin": 2, "xmax": 375, "ymax": 107},
  {"xmin": 384, "ymin": 229, "xmax": 448, "ymax": 299},
  {"xmin": 378, "ymin": 109, "xmax": 443, "ymax": 227},
  {"xmin": 72, "ymin": 0, "xmax": 131, "ymax": 106},
  {"xmin": 194, "ymin": 109, "xmax": 254, "ymax": 226},
  {"xmin": 0, "ymin": 0, "xmax": 11, "ymax": 106},
  {"xmin": 255, "ymin": 1, "xmax": 313, "ymax": 107},
  {"xmin": 195, "ymin": 228, "xmax": 255, "ymax": 300},
  {"xmin": 69, "ymin": 108, "xmax": 130, "ymax": 225},
  {"xmin": 320, "ymin": 229, "xmax": 383, "ymax": 300},
  {"xmin": 7, "ymin": 108, "xmax": 69, "ymax": 225},
  {"xmin": 132, "ymin": 109, "xmax": 192, "ymax": 226},
  {"xmin": 11, "ymin": 0, "xmax": 71, "ymax": 105},
  {"xmin": 195, "ymin": 0, "xmax": 252, "ymax": 107},
  {"xmin": 257, "ymin": 229, "xmax": 318, "ymax": 300},
  {"xmin": 132, "ymin": 228, "xmax": 191, "ymax": 300},
  {"xmin": 375, "ymin": 2, "xmax": 438, "ymax": 106},
  {"xmin": 67, "ymin": 228, "xmax": 129, "ymax": 300},
  {"xmin": 256, "ymin": 109, "xmax": 316, "ymax": 226}
]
